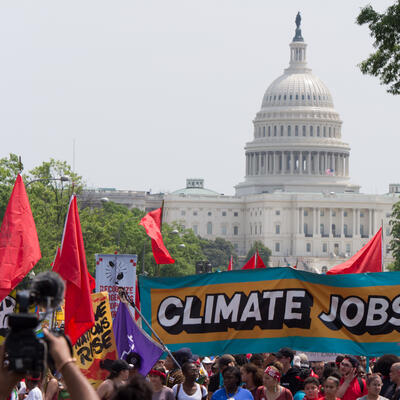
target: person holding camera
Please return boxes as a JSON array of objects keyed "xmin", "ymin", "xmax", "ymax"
[{"xmin": 0, "ymin": 328, "xmax": 99, "ymax": 400}]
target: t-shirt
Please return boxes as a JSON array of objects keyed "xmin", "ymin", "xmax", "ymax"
[
  {"xmin": 172, "ymin": 383, "xmax": 208, "ymax": 400},
  {"xmin": 339, "ymin": 377, "xmax": 367, "ymax": 400},
  {"xmin": 357, "ymin": 396, "xmax": 389, "ymax": 400},
  {"xmin": 281, "ymin": 367, "xmax": 302, "ymax": 396},
  {"xmin": 255, "ymin": 386, "xmax": 293, "ymax": 400},
  {"xmin": 153, "ymin": 386, "xmax": 175, "ymax": 400},
  {"xmin": 27, "ymin": 387, "xmax": 43, "ymax": 400},
  {"xmin": 211, "ymin": 387, "xmax": 254, "ymax": 400}
]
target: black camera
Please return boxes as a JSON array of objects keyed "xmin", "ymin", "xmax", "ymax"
[{"xmin": 4, "ymin": 271, "xmax": 66, "ymax": 374}]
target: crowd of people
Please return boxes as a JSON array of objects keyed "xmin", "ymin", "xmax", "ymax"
[{"xmin": 2, "ymin": 339, "xmax": 400, "ymax": 400}]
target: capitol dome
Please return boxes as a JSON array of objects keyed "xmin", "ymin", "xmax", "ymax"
[{"xmin": 235, "ymin": 13, "xmax": 359, "ymax": 196}]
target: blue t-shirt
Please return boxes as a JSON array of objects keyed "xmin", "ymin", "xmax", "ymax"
[
  {"xmin": 211, "ymin": 387, "xmax": 254, "ymax": 400},
  {"xmin": 294, "ymin": 391, "xmax": 306, "ymax": 400}
]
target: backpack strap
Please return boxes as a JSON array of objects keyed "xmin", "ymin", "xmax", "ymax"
[
  {"xmin": 357, "ymin": 377, "xmax": 365, "ymax": 393},
  {"xmin": 200, "ymin": 385, "xmax": 208, "ymax": 400},
  {"xmin": 175, "ymin": 384, "xmax": 181, "ymax": 400}
]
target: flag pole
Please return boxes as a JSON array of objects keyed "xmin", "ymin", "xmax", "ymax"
[
  {"xmin": 381, "ymin": 219, "xmax": 384, "ymax": 272},
  {"xmin": 118, "ymin": 287, "xmax": 181, "ymax": 368}
]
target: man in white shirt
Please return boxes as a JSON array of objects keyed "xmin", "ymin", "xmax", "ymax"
[{"xmin": 26, "ymin": 375, "xmax": 43, "ymax": 400}]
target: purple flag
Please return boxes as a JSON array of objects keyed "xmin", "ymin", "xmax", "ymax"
[{"xmin": 113, "ymin": 302, "xmax": 163, "ymax": 376}]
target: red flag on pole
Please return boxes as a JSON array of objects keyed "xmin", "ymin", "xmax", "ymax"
[
  {"xmin": 242, "ymin": 253, "xmax": 256, "ymax": 269},
  {"xmin": 0, "ymin": 175, "xmax": 41, "ymax": 302},
  {"xmin": 139, "ymin": 208, "xmax": 175, "ymax": 264},
  {"xmin": 52, "ymin": 195, "xmax": 94, "ymax": 345},
  {"xmin": 327, "ymin": 228, "xmax": 383, "ymax": 275},
  {"xmin": 227, "ymin": 255, "xmax": 233, "ymax": 271},
  {"xmin": 256, "ymin": 251, "xmax": 267, "ymax": 269},
  {"xmin": 134, "ymin": 278, "xmax": 140, "ymax": 321}
]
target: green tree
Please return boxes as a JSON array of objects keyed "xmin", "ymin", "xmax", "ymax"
[
  {"xmin": 245, "ymin": 241, "xmax": 271, "ymax": 267},
  {"xmin": 357, "ymin": 2, "xmax": 400, "ymax": 94},
  {"xmin": 389, "ymin": 201, "xmax": 400, "ymax": 270},
  {"xmin": 199, "ymin": 237, "xmax": 238, "ymax": 271},
  {"xmin": 0, "ymin": 154, "xmax": 22, "ymax": 220}
]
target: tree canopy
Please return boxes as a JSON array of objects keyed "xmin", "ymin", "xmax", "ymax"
[
  {"xmin": 357, "ymin": 2, "xmax": 400, "ymax": 94},
  {"xmin": 0, "ymin": 154, "xmax": 241, "ymax": 278}
]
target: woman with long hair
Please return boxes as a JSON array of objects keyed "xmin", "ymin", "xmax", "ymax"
[
  {"xmin": 97, "ymin": 360, "xmax": 130, "ymax": 400},
  {"xmin": 319, "ymin": 376, "xmax": 340, "ymax": 400},
  {"xmin": 357, "ymin": 374, "xmax": 389, "ymax": 400},
  {"xmin": 241, "ymin": 363, "xmax": 263, "ymax": 398},
  {"xmin": 255, "ymin": 362, "xmax": 293, "ymax": 400}
]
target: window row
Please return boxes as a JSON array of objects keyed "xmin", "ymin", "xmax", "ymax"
[
  {"xmin": 200, "ymin": 222, "xmax": 239, "ymax": 236},
  {"xmin": 255, "ymin": 124, "xmax": 338, "ymax": 139},
  {"xmin": 265, "ymin": 93, "xmax": 329, "ymax": 103},
  {"xmin": 181, "ymin": 210, "xmax": 239, "ymax": 217}
]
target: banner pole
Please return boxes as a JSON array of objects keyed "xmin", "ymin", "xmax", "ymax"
[{"xmin": 118, "ymin": 287, "xmax": 181, "ymax": 368}]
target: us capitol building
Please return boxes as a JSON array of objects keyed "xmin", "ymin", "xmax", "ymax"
[{"xmin": 85, "ymin": 15, "xmax": 399, "ymax": 272}]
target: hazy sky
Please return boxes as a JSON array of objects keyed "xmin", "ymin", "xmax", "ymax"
[{"xmin": 1, "ymin": 1, "xmax": 399, "ymax": 195}]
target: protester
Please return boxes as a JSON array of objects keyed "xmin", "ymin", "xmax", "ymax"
[
  {"xmin": 388, "ymin": 362, "xmax": 400, "ymax": 400},
  {"xmin": 211, "ymin": 366, "xmax": 252, "ymax": 400},
  {"xmin": 373, "ymin": 355, "xmax": 400, "ymax": 399},
  {"xmin": 303, "ymin": 377, "xmax": 320, "ymax": 400},
  {"xmin": 112, "ymin": 374, "xmax": 153, "ymax": 400},
  {"xmin": 149, "ymin": 368, "xmax": 174, "ymax": 400},
  {"xmin": 337, "ymin": 356, "xmax": 367, "ymax": 400},
  {"xmin": 208, "ymin": 354, "xmax": 236, "ymax": 396},
  {"xmin": 276, "ymin": 347, "xmax": 302, "ymax": 395},
  {"xmin": 312, "ymin": 362, "xmax": 324, "ymax": 379},
  {"xmin": 240, "ymin": 363, "xmax": 263, "ymax": 398},
  {"xmin": 255, "ymin": 362, "xmax": 293, "ymax": 400},
  {"xmin": 320, "ymin": 376, "xmax": 341, "ymax": 400},
  {"xmin": 166, "ymin": 348, "xmax": 196, "ymax": 388},
  {"xmin": 97, "ymin": 359, "xmax": 130, "ymax": 400},
  {"xmin": 357, "ymin": 374, "xmax": 389, "ymax": 400},
  {"xmin": 125, "ymin": 352, "xmax": 143, "ymax": 378},
  {"xmin": 0, "ymin": 329, "xmax": 99, "ymax": 400},
  {"xmin": 172, "ymin": 361, "xmax": 207, "ymax": 400},
  {"xmin": 293, "ymin": 368, "xmax": 314, "ymax": 400},
  {"xmin": 44, "ymin": 371, "xmax": 59, "ymax": 400},
  {"xmin": 249, "ymin": 354, "xmax": 264, "ymax": 369},
  {"xmin": 202, "ymin": 358, "xmax": 214, "ymax": 377},
  {"xmin": 25, "ymin": 373, "xmax": 42, "ymax": 400}
]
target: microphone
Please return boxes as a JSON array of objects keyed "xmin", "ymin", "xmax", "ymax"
[{"xmin": 30, "ymin": 271, "xmax": 65, "ymax": 309}]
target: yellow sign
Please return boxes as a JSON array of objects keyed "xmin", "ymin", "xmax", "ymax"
[{"xmin": 73, "ymin": 292, "xmax": 118, "ymax": 388}]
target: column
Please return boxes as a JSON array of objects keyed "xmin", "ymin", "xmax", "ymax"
[
  {"xmin": 352, "ymin": 208, "xmax": 356, "ymax": 236},
  {"xmin": 316, "ymin": 152, "xmax": 320, "ymax": 175},
  {"xmin": 313, "ymin": 208, "xmax": 317, "ymax": 235},
  {"xmin": 246, "ymin": 154, "xmax": 249, "ymax": 175},
  {"xmin": 356, "ymin": 209, "xmax": 360, "ymax": 235},
  {"xmin": 307, "ymin": 152, "xmax": 311, "ymax": 174},
  {"xmin": 341, "ymin": 209, "xmax": 344, "ymax": 237},
  {"xmin": 345, "ymin": 155, "xmax": 349, "ymax": 176},
  {"xmin": 299, "ymin": 152, "xmax": 303, "ymax": 174},
  {"xmin": 290, "ymin": 152, "xmax": 294, "ymax": 174},
  {"xmin": 329, "ymin": 208, "xmax": 332, "ymax": 237},
  {"xmin": 369, "ymin": 210, "xmax": 372, "ymax": 236},
  {"xmin": 316, "ymin": 207, "xmax": 320, "ymax": 236},
  {"xmin": 258, "ymin": 153, "xmax": 261, "ymax": 175},
  {"xmin": 273, "ymin": 152, "xmax": 277, "ymax": 174},
  {"xmin": 300, "ymin": 207, "xmax": 304, "ymax": 235},
  {"xmin": 324, "ymin": 152, "xmax": 328, "ymax": 173}
]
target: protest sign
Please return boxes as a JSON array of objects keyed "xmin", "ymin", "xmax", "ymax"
[
  {"xmin": 0, "ymin": 292, "xmax": 16, "ymax": 344},
  {"xmin": 140, "ymin": 267, "xmax": 400, "ymax": 357},
  {"xmin": 73, "ymin": 292, "xmax": 118, "ymax": 388},
  {"xmin": 95, "ymin": 254, "xmax": 137, "ymax": 319}
]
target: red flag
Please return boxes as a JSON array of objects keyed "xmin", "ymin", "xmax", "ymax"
[
  {"xmin": 227, "ymin": 255, "xmax": 233, "ymax": 271},
  {"xmin": 53, "ymin": 195, "xmax": 94, "ymax": 345},
  {"xmin": 0, "ymin": 175, "xmax": 41, "ymax": 302},
  {"xmin": 327, "ymin": 228, "xmax": 382, "ymax": 275},
  {"xmin": 134, "ymin": 278, "xmax": 140, "ymax": 321},
  {"xmin": 139, "ymin": 208, "xmax": 175, "ymax": 264},
  {"xmin": 256, "ymin": 251, "xmax": 267, "ymax": 268},
  {"xmin": 242, "ymin": 253, "xmax": 256, "ymax": 269}
]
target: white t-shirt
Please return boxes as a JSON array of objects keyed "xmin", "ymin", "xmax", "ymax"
[
  {"xmin": 27, "ymin": 386, "xmax": 43, "ymax": 400},
  {"xmin": 172, "ymin": 383, "xmax": 207, "ymax": 400}
]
